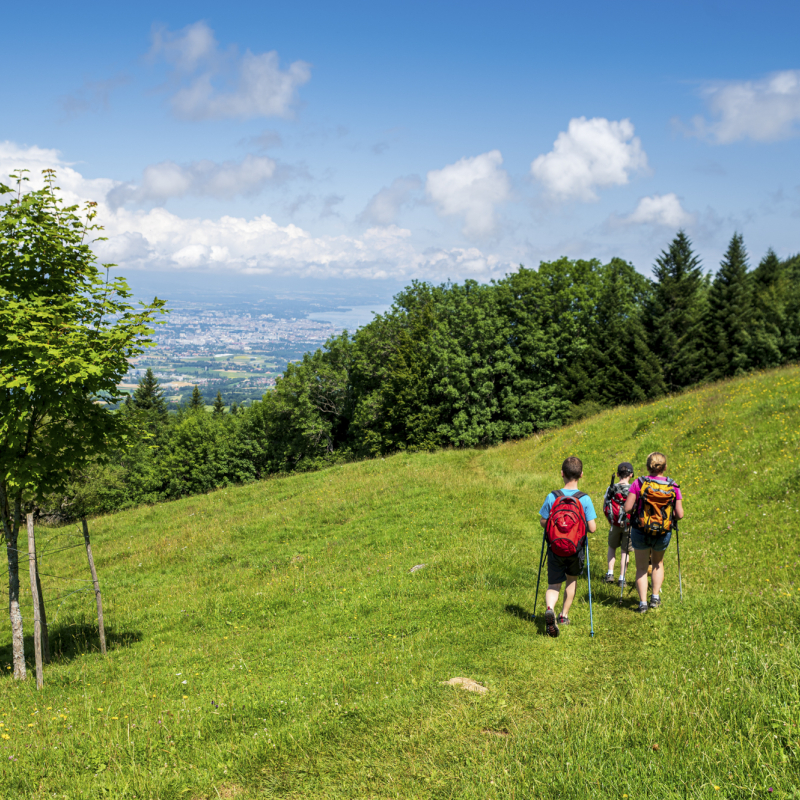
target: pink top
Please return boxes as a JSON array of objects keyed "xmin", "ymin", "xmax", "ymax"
[{"xmin": 629, "ymin": 476, "xmax": 683, "ymax": 502}]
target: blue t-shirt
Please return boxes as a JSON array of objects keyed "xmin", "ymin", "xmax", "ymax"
[{"xmin": 539, "ymin": 489, "xmax": 596, "ymax": 522}]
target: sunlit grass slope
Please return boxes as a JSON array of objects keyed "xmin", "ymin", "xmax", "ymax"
[{"xmin": 2, "ymin": 366, "xmax": 800, "ymax": 799}]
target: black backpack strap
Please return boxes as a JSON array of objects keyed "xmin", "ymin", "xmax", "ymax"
[
  {"xmin": 572, "ymin": 491, "xmax": 587, "ymax": 500},
  {"xmin": 552, "ymin": 490, "xmax": 564, "ymax": 499}
]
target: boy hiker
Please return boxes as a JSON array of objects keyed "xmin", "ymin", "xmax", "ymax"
[
  {"xmin": 603, "ymin": 462, "xmax": 634, "ymax": 587},
  {"xmin": 623, "ymin": 451, "xmax": 684, "ymax": 613},
  {"xmin": 539, "ymin": 456, "xmax": 597, "ymax": 637}
]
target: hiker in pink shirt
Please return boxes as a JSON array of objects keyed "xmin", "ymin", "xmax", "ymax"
[{"xmin": 623, "ymin": 452, "xmax": 684, "ymax": 613}]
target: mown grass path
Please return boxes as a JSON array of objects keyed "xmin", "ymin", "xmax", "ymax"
[{"xmin": 1, "ymin": 367, "xmax": 799, "ymax": 799}]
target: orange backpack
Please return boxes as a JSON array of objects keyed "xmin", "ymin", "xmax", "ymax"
[{"xmin": 635, "ymin": 477, "xmax": 679, "ymax": 535}]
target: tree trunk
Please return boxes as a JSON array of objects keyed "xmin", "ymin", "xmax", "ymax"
[
  {"xmin": 27, "ymin": 515, "xmax": 43, "ymax": 690},
  {"xmin": 82, "ymin": 519, "xmax": 106, "ymax": 655},
  {"xmin": 0, "ymin": 487, "xmax": 26, "ymax": 681}
]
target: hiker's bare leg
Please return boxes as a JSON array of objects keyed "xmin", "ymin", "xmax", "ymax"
[
  {"xmin": 619, "ymin": 550, "xmax": 629, "ymax": 579},
  {"xmin": 634, "ymin": 548, "xmax": 651, "ymax": 603},
  {"xmin": 545, "ymin": 585, "xmax": 561, "ymax": 611},
  {"xmin": 607, "ymin": 546, "xmax": 616, "ymax": 574},
  {"xmin": 650, "ymin": 550, "xmax": 666, "ymax": 596},
  {"xmin": 561, "ymin": 575, "xmax": 578, "ymax": 617}
]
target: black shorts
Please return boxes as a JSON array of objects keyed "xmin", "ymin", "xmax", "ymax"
[{"xmin": 547, "ymin": 548, "xmax": 585, "ymax": 584}]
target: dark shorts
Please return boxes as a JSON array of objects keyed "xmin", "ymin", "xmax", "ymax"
[
  {"xmin": 547, "ymin": 548, "xmax": 585, "ymax": 584},
  {"xmin": 630, "ymin": 527, "xmax": 672, "ymax": 552}
]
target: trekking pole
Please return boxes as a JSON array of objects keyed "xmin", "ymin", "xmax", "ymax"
[
  {"xmin": 618, "ymin": 529, "xmax": 629, "ymax": 607},
  {"xmin": 533, "ymin": 529, "xmax": 547, "ymax": 621},
  {"xmin": 586, "ymin": 536, "xmax": 595, "ymax": 638},
  {"xmin": 676, "ymin": 520, "xmax": 683, "ymax": 602}
]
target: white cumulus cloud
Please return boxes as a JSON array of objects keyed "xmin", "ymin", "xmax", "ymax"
[
  {"xmin": 622, "ymin": 194, "xmax": 693, "ymax": 227},
  {"xmin": 149, "ymin": 21, "xmax": 311, "ymax": 121},
  {"xmin": 689, "ymin": 70, "xmax": 800, "ymax": 143},
  {"xmin": 531, "ymin": 117, "xmax": 648, "ymax": 202},
  {"xmin": 0, "ymin": 142, "xmax": 512, "ymax": 283},
  {"xmin": 359, "ymin": 175, "xmax": 422, "ymax": 226},
  {"xmin": 426, "ymin": 150, "xmax": 510, "ymax": 237},
  {"xmin": 107, "ymin": 155, "xmax": 278, "ymax": 206}
]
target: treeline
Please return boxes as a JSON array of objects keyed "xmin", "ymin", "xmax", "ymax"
[{"xmin": 56, "ymin": 231, "xmax": 800, "ymax": 517}]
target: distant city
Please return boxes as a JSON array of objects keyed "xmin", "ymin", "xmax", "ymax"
[{"xmin": 124, "ymin": 292, "xmax": 391, "ymax": 408}]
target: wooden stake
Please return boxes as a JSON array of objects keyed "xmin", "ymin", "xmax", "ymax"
[
  {"xmin": 27, "ymin": 514, "xmax": 43, "ymax": 690},
  {"xmin": 35, "ymin": 557, "xmax": 50, "ymax": 664},
  {"xmin": 82, "ymin": 518, "xmax": 106, "ymax": 655}
]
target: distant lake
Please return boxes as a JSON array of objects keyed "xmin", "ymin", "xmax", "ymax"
[{"xmin": 305, "ymin": 303, "xmax": 392, "ymax": 331}]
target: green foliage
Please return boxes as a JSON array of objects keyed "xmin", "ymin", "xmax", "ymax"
[
  {"xmin": 188, "ymin": 384, "xmax": 204, "ymax": 411},
  {"xmin": 213, "ymin": 391, "xmax": 225, "ymax": 415},
  {"xmin": 0, "ymin": 172, "xmax": 165, "ymax": 510},
  {"xmin": 703, "ymin": 232, "xmax": 753, "ymax": 380},
  {"xmin": 132, "ymin": 368, "xmax": 166, "ymax": 414},
  {"xmin": 649, "ymin": 230, "xmax": 707, "ymax": 390},
  {"xmin": 57, "ymin": 232, "xmax": 800, "ymax": 518},
  {"xmin": 12, "ymin": 366, "xmax": 800, "ymax": 799}
]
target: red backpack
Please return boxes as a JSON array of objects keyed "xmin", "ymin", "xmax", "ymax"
[
  {"xmin": 603, "ymin": 482, "xmax": 631, "ymax": 527},
  {"xmin": 545, "ymin": 490, "xmax": 588, "ymax": 557}
]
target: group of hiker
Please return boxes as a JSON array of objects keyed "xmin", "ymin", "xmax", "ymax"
[{"xmin": 536, "ymin": 452, "xmax": 684, "ymax": 637}]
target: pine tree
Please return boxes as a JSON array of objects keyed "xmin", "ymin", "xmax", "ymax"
[
  {"xmin": 213, "ymin": 391, "xmax": 225, "ymax": 415},
  {"xmin": 132, "ymin": 368, "xmax": 166, "ymax": 414},
  {"xmin": 703, "ymin": 233, "xmax": 753, "ymax": 381},
  {"xmin": 189, "ymin": 385, "xmax": 204, "ymax": 411},
  {"xmin": 649, "ymin": 231, "xmax": 706, "ymax": 390},
  {"xmin": 230, "ymin": 401, "xmax": 239, "ymax": 416},
  {"xmin": 748, "ymin": 249, "xmax": 785, "ymax": 369}
]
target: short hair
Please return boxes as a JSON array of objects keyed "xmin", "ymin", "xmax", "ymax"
[
  {"xmin": 562, "ymin": 456, "xmax": 583, "ymax": 481},
  {"xmin": 646, "ymin": 452, "xmax": 667, "ymax": 474}
]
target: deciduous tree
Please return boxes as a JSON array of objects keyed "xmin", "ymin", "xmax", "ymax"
[{"xmin": 0, "ymin": 171, "xmax": 164, "ymax": 679}]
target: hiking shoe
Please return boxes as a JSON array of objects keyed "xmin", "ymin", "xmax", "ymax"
[
  {"xmin": 649, "ymin": 595, "xmax": 662, "ymax": 609},
  {"xmin": 636, "ymin": 602, "xmax": 648, "ymax": 614},
  {"xmin": 603, "ymin": 573, "xmax": 615, "ymax": 584},
  {"xmin": 544, "ymin": 607, "xmax": 559, "ymax": 637},
  {"xmin": 618, "ymin": 578, "xmax": 626, "ymax": 589},
  {"xmin": 557, "ymin": 614, "xmax": 570, "ymax": 625}
]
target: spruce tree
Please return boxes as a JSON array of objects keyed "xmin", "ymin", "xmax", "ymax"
[
  {"xmin": 748, "ymin": 249, "xmax": 785, "ymax": 369},
  {"xmin": 780, "ymin": 254, "xmax": 800, "ymax": 362},
  {"xmin": 590, "ymin": 259, "xmax": 666, "ymax": 406},
  {"xmin": 703, "ymin": 233, "xmax": 753, "ymax": 381},
  {"xmin": 230, "ymin": 401, "xmax": 239, "ymax": 416},
  {"xmin": 212, "ymin": 391, "xmax": 225, "ymax": 415},
  {"xmin": 132, "ymin": 368, "xmax": 166, "ymax": 414},
  {"xmin": 189, "ymin": 385, "xmax": 204, "ymax": 411},
  {"xmin": 649, "ymin": 231, "xmax": 706, "ymax": 390}
]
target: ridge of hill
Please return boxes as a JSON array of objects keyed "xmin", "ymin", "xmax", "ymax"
[{"xmin": 2, "ymin": 366, "xmax": 800, "ymax": 799}]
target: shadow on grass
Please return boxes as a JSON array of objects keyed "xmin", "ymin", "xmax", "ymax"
[
  {"xmin": 504, "ymin": 603, "xmax": 547, "ymax": 635},
  {"xmin": 0, "ymin": 622, "xmax": 142, "ymax": 673}
]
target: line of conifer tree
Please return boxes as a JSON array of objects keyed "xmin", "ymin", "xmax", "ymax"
[{"xmin": 52, "ymin": 231, "xmax": 799, "ymax": 517}]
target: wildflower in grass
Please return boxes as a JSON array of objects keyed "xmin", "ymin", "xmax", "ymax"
[
  {"xmin": 1, "ymin": 734, "xmax": 8, "ymax": 740},
  {"xmin": 98, "ymin": 708, "xmax": 104, "ymax": 711}
]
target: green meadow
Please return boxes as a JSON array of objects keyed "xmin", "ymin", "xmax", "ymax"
[{"xmin": 2, "ymin": 366, "xmax": 799, "ymax": 799}]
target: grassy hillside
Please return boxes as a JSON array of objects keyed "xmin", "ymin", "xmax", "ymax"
[{"xmin": 2, "ymin": 366, "xmax": 799, "ymax": 799}]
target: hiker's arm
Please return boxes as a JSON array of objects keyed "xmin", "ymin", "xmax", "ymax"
[
  {"xmin": 623, "ymin": 493, "xmax": 636, "ymax": 514},
  {"xmin": 675, "ymin": 499, "xmax": 684, "ymax": 520},
  {"xmin": 539, "ymin": 517, "xmax": 547, "ymax": 528},
  {"xmin": 587, "ymin": 519, "xmax": 596, "ymax": 533}
]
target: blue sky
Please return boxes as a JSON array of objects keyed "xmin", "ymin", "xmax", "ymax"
[{"xmin": 2, "ymin": 0, "xmax": 799, "ymax": 296}]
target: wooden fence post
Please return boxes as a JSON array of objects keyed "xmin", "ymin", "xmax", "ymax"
[
  {"xmin": 26, "ymin": 514, "xmax": 43, "ymax": 690},
  {"xmin": 35, "ymin": 563, "xmax": 50, "ymax": 664},
  {"xmin": 81, "ymin": 518, "xmax": 106, "ymax": 655}
]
